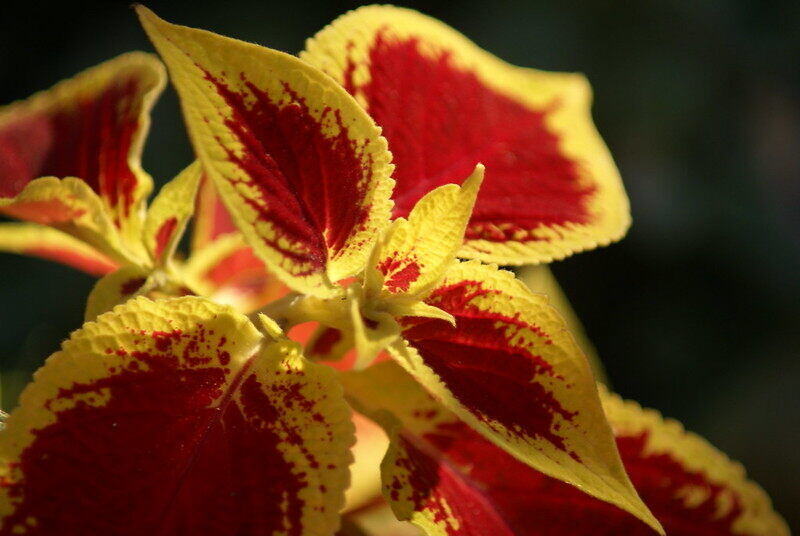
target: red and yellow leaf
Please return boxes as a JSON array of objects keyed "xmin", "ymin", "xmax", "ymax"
[
  {"xmin": 345, "ymin": 362, "xmax": 789, "ymax": 535},
  {"xmin": 519, "ymin": 264, "xmax": 606, "ymax": 382},
  {"xmin": 0, "ymin": 222, "xmax": 119, "ymax": 276},
  {"xmin": 599, "ymin": 390, "xmax": 789, "ymax": 536},
  {"xmin": 389, "ymin": 260, "xmax": 661, "ymax": 532},
  {"xmin": 182, "ymin": 232, "xmax": 289, "ymax": 313},
  {"xmin": 143, "ymin": 161, "xmax": 202, "ymax": 265},
  {"xmin": 138, "ymin": 7, "xmax": 395, "ymax": 297},
  {"xmin": 342, "ymin": 361, "xmax": 515, "ymax": 536},
  {"xmin": 189, "ymin": 175, "xmax": 282, "ymax": 313},
  {"xmin": 0, "ymin": 296, "xmax": 355, "ymax": 535},
  {"xmin": 302, "ymin": 5, "xmax": 630, "ymax": 265},
  {"xmin": 0, "ymin": 52, "xmax": 165, "ymax": 244},
  {"xmin": 0, "ymin": 177, "xmax": 135, "ymax": 265},
  {"xmin": 306, "ymin": 326, "xmax": 354, "ymax": 362},
  {"xmin": 83, "ymin": 264, "xmax": 151, "ymax": 320},
  {"xmin": 191, "ymin": 175, "xmax": 238, "ymax": 252},
  {"xmin": 365, "ymin": 165, "xmax": 482, "ymax": 299}
]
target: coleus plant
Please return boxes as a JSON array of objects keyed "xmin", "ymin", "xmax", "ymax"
[{"xmin": 0, "ymin": 5, "xmax": 789, "ymax": 536}]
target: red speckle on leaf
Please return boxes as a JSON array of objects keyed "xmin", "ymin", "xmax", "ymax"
[
  {"xmin": 151, "ymin": 329, "xmax": 183, "ymax": 352},
  {"xmin": 232, "ymin": 373, "xmax": 309, "ymax": 536},
  {"xmin": 0, "ymin": 75, "xmax": 147, "ymax": 224},
  {"xmin": 153, "ymin": 217, "xmax": 178, "ymax": 261},
  {"xmin": 201, "ymin": 70, "xmax": 375, "ymax": 272},
  {"xmin": 401, "ymin": 280, "xmax": 575, "ymax": 454},
  {"xmin": 376, "ymin": 254, "xmax": 421, "ymax": 293},
  {"xmin": 393, "ymin": 434, "xmax": 514, "ymax": 535},
  {"xmin": 343, "ymin": 33, "xmax": 594, "ymax": 242},
  {"xmin": 361, "ymin": 314, "xmax": 379, "ymax": 331},
  {"xmin": 412, "ymin": 408, "xmax": 438, "ymax": 421}
]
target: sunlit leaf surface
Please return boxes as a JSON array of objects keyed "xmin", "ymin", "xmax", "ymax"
[
  {"xmin": 303, "ymin": 5, "xmax": 630, "ymax": 265},
  {"xmin": 0, "ymin": 297, "xmax": 354, "ymax": 535}
]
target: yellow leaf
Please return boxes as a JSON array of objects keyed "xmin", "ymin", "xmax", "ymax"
[
  {"xmin": 384, "ymin": 301, "xmax": 455, "ymax": 327},
  {"xmin": 302, "ymin": 5, "xmax": 630, "ymax": 265},
  {"xmin": 388, "ymin": 260, "xmax": 662, "ymax": 533},
  {"xmin": 365, "ymin": 164, "xmax": 483, "ymax": 300},
  {"xmin": 518, "ymin": 265, "xmax": 607, "ymax": 383},
  {"xmin": 137, "ymin": 6, "xmax": 395, "ymax": 297},
  {"xmin": 349, "ymin": 290, "xmax": 401, "ymax": 369},
  {"xmin": 143, "ymin": 161, "xmax": 202, "ymax": 266},
  {"xmin": 0, "ymin": 52, "xmax": 166, "ymax": 248},
  {"xmin": 0, "ymin": 222, "xmax": 119, "ymax": 276},
  {"xmin": 0, "ymin": 296, "xmax": 355, "ymax": 534},
  {"xmin": 341, "ymin": 361, "xmax": 448, "ymax": 440}
]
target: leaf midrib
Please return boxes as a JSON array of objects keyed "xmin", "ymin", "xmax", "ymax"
[{"xmin": 151, "ymin": 353, "xmax": 258, "ymax": 533}]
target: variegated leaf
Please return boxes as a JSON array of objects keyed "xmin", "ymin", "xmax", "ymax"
[
  {"xmin": 138, "ymin": 7, "xmax": 395, "ymax": 297},
  {"xmin": 365, "ymin": 165, "xmax": 482, "ymax": 299},
  {"xmin": 518, "ymin": 264, "xmax": 606, "ymax": 383},
  {"xmin": 0, "ymin": 222, "xmax": 118, "ymax": 276},
  {"xmin": 143, "ymin": 161, "xmax": 202, "ymax": 265},
  {"xmin": 343, "ymin": 362, "xmax": 788, "ymax": 536},
  {"xmin": 0, "ymin": 296, "xmax": 354, "ymax": 535},
  {"xmin": 302, "ymin": 5, "xmax": 629, "ymax": 265},
  {"xmin": 0, "ymin": 52, "xmax": 165, "ymax": 249},
  {"xmin": 389, "ymin": 260, "xmax": 661, "ymax": 532}
]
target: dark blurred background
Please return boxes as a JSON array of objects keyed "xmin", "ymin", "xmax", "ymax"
[{"xmin": 1, "ymin": 0, "xmax": 798, "ymax": 528}]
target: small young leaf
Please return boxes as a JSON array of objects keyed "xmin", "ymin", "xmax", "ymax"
[
  {"xmin": 365, "ymin": 164, "xmax": 483, "ymax": 300},
  {"xmin": 306, "ymin": 326, "xmax": 354, "ymax": 362},
  {"xmin": 84, "ymin": 264, "xmax": 150, "ymax": 320},
  {"xmin": 143, "ymin": 161, "xmax": 202, "ymax": 265}
]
